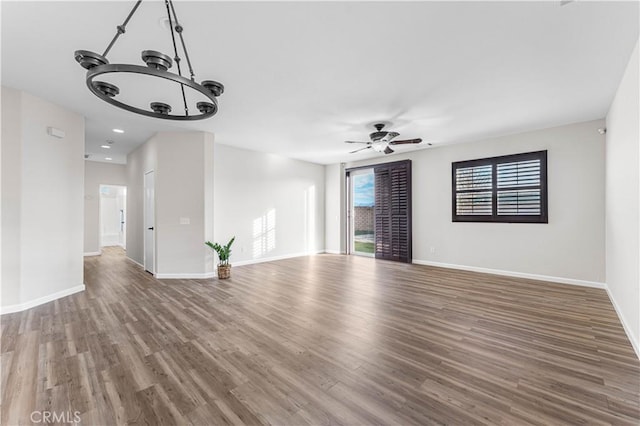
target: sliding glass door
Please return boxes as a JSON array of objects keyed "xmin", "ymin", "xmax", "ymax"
[
  {"xmin": 348, "ymin": 168, "xmax": 375, "ymax": 256},
  {"xmin": 346, "ymin": 160, "xmax": 412, "ymax": 263}
]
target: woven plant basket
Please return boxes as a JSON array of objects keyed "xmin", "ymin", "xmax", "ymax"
[{"xmin": 217, "ymin": 264, "xmax": 231, "ymax": 279}]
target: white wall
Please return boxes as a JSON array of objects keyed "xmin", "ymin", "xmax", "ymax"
[
  {"xmin": 605, "ymin": 40, "xmax": 639, "ymax": 356},
  {"xmin": 330, "ymin": 119, "xmax": 606, "ymax": 285},
  {"xmin": 1, "ymin": 87, "xmax": 23, "ymax": 308},
  {"xmin": 214, "ymin": 143, "xmax": 325, "ymax": 265},
  {"xmin": 127, "ymin": 132, "xmax": 214, "ymax": 276},
  {"xmin": 156, "ymin": 132, "xmax": 213, "ymax": 276},
  {"xmin": 1, "ymin": 86, "xmax": 85, "ymax": 313},
  {"xmin": 84, "ymin": 161, "xmax": 127, "ymax": 254},
  {"xmin": 127, "ymin": 137, "xmax": 325, "ymax": 275},
  {"xmin": 324, "ymin": 163, "xmax": 345, "ymax": 254}
]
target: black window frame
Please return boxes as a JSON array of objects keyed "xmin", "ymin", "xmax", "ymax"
[{"xmin": 452, "ymin": 150, "xmax": 548, "ymax": 223}]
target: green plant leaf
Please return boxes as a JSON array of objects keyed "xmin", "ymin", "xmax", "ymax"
[{"xmin": 205, "ymin": 237, "xmax": 235, "ymax": 266}]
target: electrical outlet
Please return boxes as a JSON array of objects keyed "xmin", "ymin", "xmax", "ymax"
[
  {"xmin": 179, "ymin": 217, "xmax": 190, "ymax": 225},
  {"xmin": 430, "ymin": 246, "xmax": 436, "ymax": 254}
]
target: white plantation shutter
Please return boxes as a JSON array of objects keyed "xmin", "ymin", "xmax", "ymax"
[{"xmin": 452, "ymin": 151, "xmax": 547, "ymax": 223}]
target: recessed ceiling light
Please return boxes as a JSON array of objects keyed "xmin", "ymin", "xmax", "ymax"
[
  {"xmin": 112, "ymin": 128, "xmax": 124, "ymax": 133},
  {"xmin": 105, "ymin": 157, "xmax": 113, "ymax": 161},
  {"xmin": 100, "ymin": 145, "xmax": 111, "ymax": 149}
]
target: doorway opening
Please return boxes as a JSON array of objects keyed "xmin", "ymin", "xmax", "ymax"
[
  {"xmin": 347, "ymin": 168, "xmax": 375, "ymax": 257},
  {"xmin": 99, "ymin": 184, "xmax": 127, "ymax": 250}
]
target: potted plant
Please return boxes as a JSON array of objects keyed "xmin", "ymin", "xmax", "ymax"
[{"xmin": 205, "ymin": 236, "xmax": 235, "ymax": 279}]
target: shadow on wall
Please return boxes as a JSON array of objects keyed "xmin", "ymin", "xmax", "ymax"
[
  {"xmin": 253, "ymin": 208, "xmax": 276, "ymax": 259},
  {"xmin": 250, "ymin": 184, "xmax": 318, "ymax": 260}
]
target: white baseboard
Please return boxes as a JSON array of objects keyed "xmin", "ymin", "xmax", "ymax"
[
  {"xmin": 156, "ymin": 272, "xmax": 216, "ymax": 279},
  {"xmin": 0, "ymin": 284, "xmax": 86, "ymax": 315},
  {"xmin": 605, "ymin": 287, "xmax": 640, "ymax": 359},
  {"xmin": 83, "ymin": 251, "xmax": 102, "ymax": 257},
  {"xmin": 324, "ymin": 249, "xmax": 343, "ymax": 255},
  {"xmin": 233, "ymin": 251, "xmax": 325, "ymax": 267},
  {"xmin": 135, "ymin": 252, "xmax": 326, "ymax": 280},
  {"xmin": 412, "ymin": 259, "xmax": 606, "ymax": 289}
]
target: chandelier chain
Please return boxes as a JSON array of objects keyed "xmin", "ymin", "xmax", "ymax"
[
  {"xmin": 168, "ymin": 0, "xmax": 196, "ymax": 82},
  {"xmin": 102, "ymin": 0, "xmax": 143, "ymax": 58},
  {"xmin": 164, "ymin": 0, "xmax": 189, "ymax": 115}
]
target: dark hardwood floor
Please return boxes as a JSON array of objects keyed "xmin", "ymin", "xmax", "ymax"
[{"xmin": 1, "ymin": 247, "xmax": 638, "ymax": 425}]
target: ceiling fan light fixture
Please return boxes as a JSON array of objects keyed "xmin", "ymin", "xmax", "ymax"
[
  {"xmin": 74, "ymin": 0, "xmax": 223, "ymax": 121},
  {"xmin": 372, "ymin": 143, "xmax": 386, "ymax": 153},
  {"xmin": 344, "ymin": 122, "xmax": 423, "ymax": 155}
]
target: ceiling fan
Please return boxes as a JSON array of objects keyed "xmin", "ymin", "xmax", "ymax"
[{"xmin": 345, "ymin": 123, "xmax": 423, "ymax": 155}]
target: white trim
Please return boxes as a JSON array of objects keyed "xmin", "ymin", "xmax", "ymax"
[
  {"xmin": 605, "ymin": 286, "xmax": 640, "ymax": 359},
  {"xmin": 152, "ymin": 251, "xmax": 325, "ymax": 279},
  {"xmin": 155, "ymin": 272, "xmax": 216, "ymax": 279},
  {"xmin": 233, "ymin": 251, "xmax": 325, "ymax": 267},
  {"xmin": 412, "ymin": 259, "xmax": 606, "ymax": 289},
  {"xmin": 0, "ymin": 285, "xmax": 85, "ymax": 315},
  {"xmin": 324, "ymin": 249, "xmax": 343, "ymax": 255},
  {"xmin": 83, "ymin": 251, "xmax": 102, "ymax": 257}
]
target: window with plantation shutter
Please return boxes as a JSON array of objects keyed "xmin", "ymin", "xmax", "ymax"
[{"xmin": 452, "ymin": 151, "xmax": 547, "ymax": 223}]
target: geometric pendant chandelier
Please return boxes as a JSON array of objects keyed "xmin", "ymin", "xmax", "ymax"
[{"xmin": 74, "ymin": 0, "xmax": 223, "ymax": 120}]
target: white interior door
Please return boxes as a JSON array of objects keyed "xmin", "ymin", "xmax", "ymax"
[{"xmin": 144, "ymin": 171, "xmax": 155, "ymax": 274}]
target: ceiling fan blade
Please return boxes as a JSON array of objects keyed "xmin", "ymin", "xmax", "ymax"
[
  {"xmin": 350, "ymin": 146, "xmax": 372, "ymax": 154},
  {"xmin": 382, "ymin": 132, "xmax": 400, "ymax": 142},
  {"xmin": 344, "ymin": 140, "xmax": 369, "ymax": 144},
  {"xmin": 383, "ymin": 146, "xmax": 394, "ymax": 155},
  {"xmin": 389, "ymin": 138, "xmax": 422, "ymax": 145}
]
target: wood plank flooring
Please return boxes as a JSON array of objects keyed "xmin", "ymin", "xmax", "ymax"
[{"xmin": 1, "ymin": 246, "xmax": 638, "ymax": 425}]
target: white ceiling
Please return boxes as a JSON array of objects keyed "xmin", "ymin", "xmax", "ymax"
[{"xmin": 2, "ymin": 1, "xmax": 638, "ymax": 165}]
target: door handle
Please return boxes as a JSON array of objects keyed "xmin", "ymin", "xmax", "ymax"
[{"xmin": 147, "ymin": 227, "xmax": 154, "ymax": 230}]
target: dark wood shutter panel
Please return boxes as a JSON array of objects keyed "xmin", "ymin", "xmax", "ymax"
[
  {"xmin": 374, "ymin": 160, "xmax": 412, "ymax": 263},
  {"xmin": 452, "ymin": 150, "xmax": 547, "ymax": 223}
]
